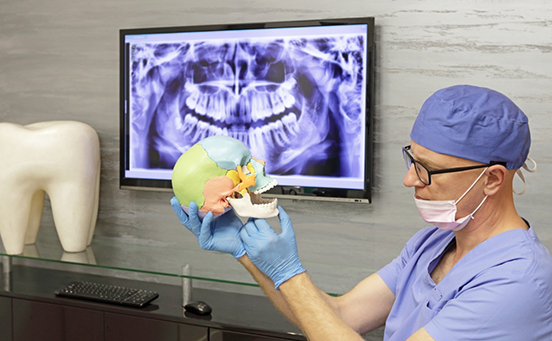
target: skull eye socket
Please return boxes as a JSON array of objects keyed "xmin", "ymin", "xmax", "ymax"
[{"xmin": 242, "ymin": 165, "xmax": 251, "ymax": 175}]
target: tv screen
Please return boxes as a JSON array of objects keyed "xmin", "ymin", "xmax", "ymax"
[{"xmin": 120, "ymin": 17, "xmax": 375, "ymax": 203}]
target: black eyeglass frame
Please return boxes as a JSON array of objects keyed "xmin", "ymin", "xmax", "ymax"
[{"xmin": 402, "ymin": 145, "xmax": 507, "ymax": 185}]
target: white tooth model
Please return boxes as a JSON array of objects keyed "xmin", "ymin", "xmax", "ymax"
[
  {"xmin": 0, "ymin": 121, "xmax": 101, "ymax": 255},
  {"xmin": 172, "ymin": 135, "xmax": 278, "ymax": 219}
]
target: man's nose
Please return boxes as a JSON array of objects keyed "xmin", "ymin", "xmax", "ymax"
[{"xmin": 403, "ymin": 165, "xmax": 425, "ymax": 188}]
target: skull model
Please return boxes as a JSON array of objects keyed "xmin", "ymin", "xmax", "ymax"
[{"xmin": 172, "ymin": 135, "xmax": 278, "ymax": 218}]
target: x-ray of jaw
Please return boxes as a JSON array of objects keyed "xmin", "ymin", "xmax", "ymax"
[{"xmin": 129, "ymin": 35, "xmax": 365, "ymax": 178}]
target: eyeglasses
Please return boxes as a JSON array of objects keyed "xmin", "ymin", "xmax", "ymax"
[{"xmin": 402, "ymin": 145, "xmax": 506, "ymax": 185}]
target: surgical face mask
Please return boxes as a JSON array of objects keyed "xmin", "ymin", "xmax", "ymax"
[{"xmin": 414, "ymin": 168, "xmax": 488, "ymax": 231}]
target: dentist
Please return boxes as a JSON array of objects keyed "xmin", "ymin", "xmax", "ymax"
[{"xmin": 173, "ymin": 85, "xmax": 552, "ymax": 341}]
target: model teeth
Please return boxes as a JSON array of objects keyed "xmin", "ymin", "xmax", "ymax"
[
  {"xmin": 251, "ymin": 179, "xmax": 279, "ymax": 207},
  {"xmin": 254, "ymin": 179, "xmax": 278, "ymax": 195},
  {"xmin": 250, "ymin": 192, "xmax": 278, "ymax": 207}
]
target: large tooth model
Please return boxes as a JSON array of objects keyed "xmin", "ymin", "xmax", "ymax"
[
  {"xmin": 172, "ymin": 135, "xmax": 278, "ymax": 219},
  {"xmin": 0, "ymin": 121, "xmax": 101, "ymax": 255}
]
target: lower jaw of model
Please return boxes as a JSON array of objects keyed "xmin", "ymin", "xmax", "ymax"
[{"xmin": 227, "ymin": 179, "xmax": 279, "ymax": 218}]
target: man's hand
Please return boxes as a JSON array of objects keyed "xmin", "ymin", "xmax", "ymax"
[
  {"xmin": 170, "ymin": 197, "xmax": 245, "ymax": 258},
  {"xmin": 240, "ymin": 206, "xmax": 305, "ymax": 289}
]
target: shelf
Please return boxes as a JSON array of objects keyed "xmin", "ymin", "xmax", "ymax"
[
  {"xmin": 0, "ymin": 231, "xmax": 259, "ymax": 287},
  {"xmin": 0, "ymin": 225, "xmax": 378, "ymax": 295}
]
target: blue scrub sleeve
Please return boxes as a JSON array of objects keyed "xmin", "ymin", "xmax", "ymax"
[
  {"xmin": 378, "ymin": 227, "xmax": 436, "ymax": 295},
  {"xmin": 378, "ymin": 250, "xmax": 407, "ymax": 295},
  {"xmin": 425, "ymin": 263, "xmax": 552, "ymax": 341}
]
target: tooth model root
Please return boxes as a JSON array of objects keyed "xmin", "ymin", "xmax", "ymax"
[{"xmin": 0, "ymin": 121, "xmax": 101, "ymax": 255}]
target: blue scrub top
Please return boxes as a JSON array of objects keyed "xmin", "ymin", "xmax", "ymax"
[{"xmin": 378, "ymin": 224, "xmax": 552, "ymax": 341}]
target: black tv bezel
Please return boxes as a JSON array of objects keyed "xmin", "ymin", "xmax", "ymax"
[{"xmin": 119, "ymin": 17, "xmax": 375, "ymax": 203}]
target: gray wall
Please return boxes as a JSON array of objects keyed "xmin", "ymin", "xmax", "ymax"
[{"xmin": 1, "ymin": 0, "xmax": 551, "ymax": 295}]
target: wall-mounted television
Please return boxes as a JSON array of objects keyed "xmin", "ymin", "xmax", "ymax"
[{"xmin": 120, "ymin": 17, "xmax": 375, "ymax": 203}]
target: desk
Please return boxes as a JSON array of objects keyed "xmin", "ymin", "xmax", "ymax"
[{"xmin": 0, "ymin": 264, "xmax": 305, "ymax": 341}]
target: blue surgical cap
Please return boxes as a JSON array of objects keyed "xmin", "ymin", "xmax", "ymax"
[{"xmin": 410, "ymin": 85, "xmax": 530, "ymax": 169}]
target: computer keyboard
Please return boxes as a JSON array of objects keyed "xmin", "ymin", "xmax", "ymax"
[{"xmin": 55, "ymin": 281, "xmax": 159, "ymax": 308}]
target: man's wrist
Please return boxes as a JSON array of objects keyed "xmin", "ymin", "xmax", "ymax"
[
  {"xmin": 278, "ymin": 271, "xmax": 308, "ymax": 290},
  {"xmin": 274, "ymin": 266, "xmax": 307, "ymax": 290},
  {"xmin": 233, "ymin": 247, "xmax": 246, "ymax": 259}
]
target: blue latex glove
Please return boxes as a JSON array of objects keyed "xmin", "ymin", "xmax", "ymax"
[
  {"xmin": 240, "ymin": 206, "xmax": 305, "ymax": 289},
  {"xmin": 170, "ymin": 196, "xmax": 246, "ymax": 258}
]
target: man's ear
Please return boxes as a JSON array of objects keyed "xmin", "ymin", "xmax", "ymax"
[{"xmin": 484, "ymin": 165, "xmax": 507, "ymax": 196}]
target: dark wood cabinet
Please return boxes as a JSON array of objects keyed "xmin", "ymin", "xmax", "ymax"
[
  {"xmin": 211, "ymin": 328, "xmax": 301, "ymax": 341},
  {"xmin": 12, "ymin": 299, "xmax": 104, "ymax": 341},
  {"xmin": 0, "ymin": 265, "xmax": 304, "ymax": 341},
  {"xmin": 0, "ymin": 296, "xmax": 12, "ymax": 341},
  {"xmin": 105, "ymin": 312, "xmax": 208, "ymax": 341}
]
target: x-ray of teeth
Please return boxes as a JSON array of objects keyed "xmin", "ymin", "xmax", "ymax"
[{"xmin": 129, "ymin": 34, "xmax": 366, "ymax": 178}]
